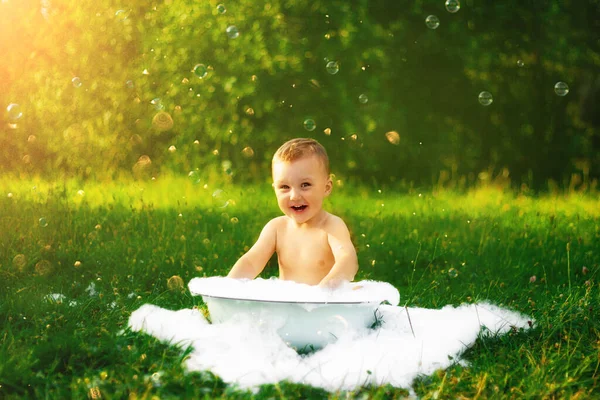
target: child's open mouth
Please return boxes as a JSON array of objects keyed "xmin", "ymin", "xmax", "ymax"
[{"xmin": 291, "ymin": 205, "xmax": 308, "ymax": 212}]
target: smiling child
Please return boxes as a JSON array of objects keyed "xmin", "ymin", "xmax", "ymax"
[{"xmin": 227, "ymin": 138, "xmax": 358, "ymax": 287}]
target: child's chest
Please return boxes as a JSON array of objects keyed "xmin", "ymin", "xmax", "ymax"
[{"xmin": 276, "ymin": 228, "xmax": 334, "ymax": 267}]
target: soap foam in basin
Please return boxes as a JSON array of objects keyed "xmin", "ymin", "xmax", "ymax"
[{"xmin": 188, "ymin": 277, "xmax": 400, "ymax": 305}]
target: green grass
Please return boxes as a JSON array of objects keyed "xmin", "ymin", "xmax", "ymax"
[{"xmin": 0, "ymin": 177, "xmax": 598, "ymax": 399}]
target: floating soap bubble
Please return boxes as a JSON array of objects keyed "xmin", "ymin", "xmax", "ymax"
[
  {"xmin": 193, "ymin": 64, "xmax": 208, "ymax": 78},
  {"xmin": 7, "ymin": 192, "xmax": 13, "ymax": 198},
  {"xmin": 150, "ymin": 98, "xmax": 164, "ymax": 110},
  {"xmin": 226, "ymin": 25, "xmax": 239, "ymax": 39},
  {"xmin": 132, "ymin": 155, "xmax": 152, "ymax": 177},
  {"xmin": 27, "ymin": 135, "xmax": 36, "ymax": 143},
  {"xmin": 167, "ymin": 275, "xmax": 185, "ymax": 291},
  {"xmin": 115, "ymin": 9, "xmax": 129, "ymax": 20},
  {"xmin": 129, "ymin": 134, "xmax": 143, "ymax": 146},
  {"xmin": 152, "ymin": 111, "xmax": 174, "ymax": 131},
  {"xmin": 358, "ymin": 94, "xmax": 368, "ymax": 104},
  {"xmin": 216, "ymin": 4, "xmax": 226, "ymax": 14},
  {"xmin": 324, "ymin": 128, "xmax": 331, "ymax": 136},
  {"xmin": 230, "ymin": 217, "xmax": 239, "ymax": 224},
  {"xmin": 303, "ymin": 118, "xmax": 316, "ymax": 131},
  {"xmin": 448, "ymin": 268, "xmax": 459, "ymax": 278},
  {"xmin": 168, "ymin": 145, "xmax": 177, "ymax": 153},
  {"xmin": 148, "ymin": 372, "xmax": 163, "ymax": 388},
  {"xmin": 554, "ymin": 81, "xmax": 569, "ymax": 96},
  {"xmin": 125, "ymin": 80, "xmax": 135, "ymax": 88},
  {"xmin": 13, "ymin": 254, "xmax": 27, "ymax": 270},
  {"xmin": 39, "ymin": 218, "xmax": 48, "ymax": 228},
  {"xmin": 212, "ymin": 189, "xmax": 229, "ymax": 208},
  {"xmin": 77, "ymin": 190, "xmax": 85, "ymax": 197},
  {"xmin": 72, "ymin": 77, "xmax": 82, "ymax": 88},
  {"xmin": 478, "ymin": 91, "xmax": 493, "ymax": 106},
  {"xmin": 385, "ymin": 131, "xmax": 400, "ymax": 145},
  {"xmin": 326, "ymin": 61, "xmax": 339, "ymax": 74},
  {"xmin": 221, "ymin": 160, "xmax": 233, "ymax": 175},
  {"xmin": 445, "ymin": 0, "xmax": 460, "ymax": 13},
  {"xmin": 6, "ymin": 103, "xmax": 23, "ymax": 122},
  {"xmin": 425, "ymin": 15, "xmax": 440, "ymax": 29},
  {"xmin": 188, "ymin": 170, "xmax": 201, "ymax": 184},
  {"xmin": 242, "ymin": 146, "xmax": 254, "ymax": 158},
  {"xmin": 35, "ymin": 260, "xmax": 53, "ymax": 276},
  {"xmin": 517, "ymin": 60, "xmax": 524, "ymax": 67}
]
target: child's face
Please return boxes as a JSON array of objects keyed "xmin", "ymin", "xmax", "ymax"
[{"xmin": 272, "ymin": 155, "xmax": 332, "ymax": 225}]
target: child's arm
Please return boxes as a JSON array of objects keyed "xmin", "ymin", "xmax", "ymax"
[
  {"xmin": 227, "ymin": 219, "xmax": 278, "ymax": 280},
  {"xmin": 319, "ymin": 217, "xmax": 359, "ymax": 288}
]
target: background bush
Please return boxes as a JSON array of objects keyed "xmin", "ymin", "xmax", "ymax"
[{"xmin": 1, "ymin": 0, "xmax": 599, "ymax": 189}]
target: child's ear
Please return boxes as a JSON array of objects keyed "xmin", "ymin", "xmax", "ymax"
[{"xmin": 325, "ymin": 177, "xmax": 333, "ymax": 196}]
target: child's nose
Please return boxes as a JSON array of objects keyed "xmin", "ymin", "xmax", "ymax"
[{"xmin": 289, "ymin": 188, "xmax": 301, "ymax": 200}]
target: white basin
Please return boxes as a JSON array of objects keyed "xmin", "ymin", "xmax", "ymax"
[{"xmin": 189, "ymin": 277, "xmax": 400, "ymax": 350}]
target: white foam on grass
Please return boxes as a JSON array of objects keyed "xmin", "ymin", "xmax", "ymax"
[
  {"xmin": 44, "ymin": 293, "xmax": 66, "ymax": 304},
  {"xmin": 129, "ymin": 278, "xmax": 532, "ymax": 392},
  {"xmin": 86, "ymin": 282, "xmax": 98, "ymax": 297}
]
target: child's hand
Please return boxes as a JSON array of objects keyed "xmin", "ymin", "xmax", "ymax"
[{"xmin": 318, "ymin": 277, "xmax": 346, "ymax": 289}]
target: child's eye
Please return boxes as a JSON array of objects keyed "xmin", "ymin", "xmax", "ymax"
[
  {"xmin": 301, "ymin": 182, "xmax": 311, "ymax": 188},
  {"xmin": 279, "ymin": 185, "xmax": 289, "ymax": 190}
]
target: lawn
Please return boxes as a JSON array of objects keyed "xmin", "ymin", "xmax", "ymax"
[{"xmin": 0, "ymin": 177, "xmax": 598, "ymax": 399}]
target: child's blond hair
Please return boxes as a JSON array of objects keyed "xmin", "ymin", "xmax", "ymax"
[{"xmin": 272, "ymin": 138, "xmax": 330, "ymax": 175}]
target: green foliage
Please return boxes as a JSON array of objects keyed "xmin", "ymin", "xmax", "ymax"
[
  {"xmin": 1, "ymin": 0, "xmax": 599, "ymax": 187},
  {"xmin": 0, "ymin": 179, "xmax": 598, "ymax": 398}
]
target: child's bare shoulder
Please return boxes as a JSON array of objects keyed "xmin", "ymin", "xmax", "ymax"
[
  {"xmin": 265, "ymin": 216, "xmax": 287, "ymax": 231},
  {"xmin": 323, "ymin": 213, "xmax": 350, "ymax": 232}
]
